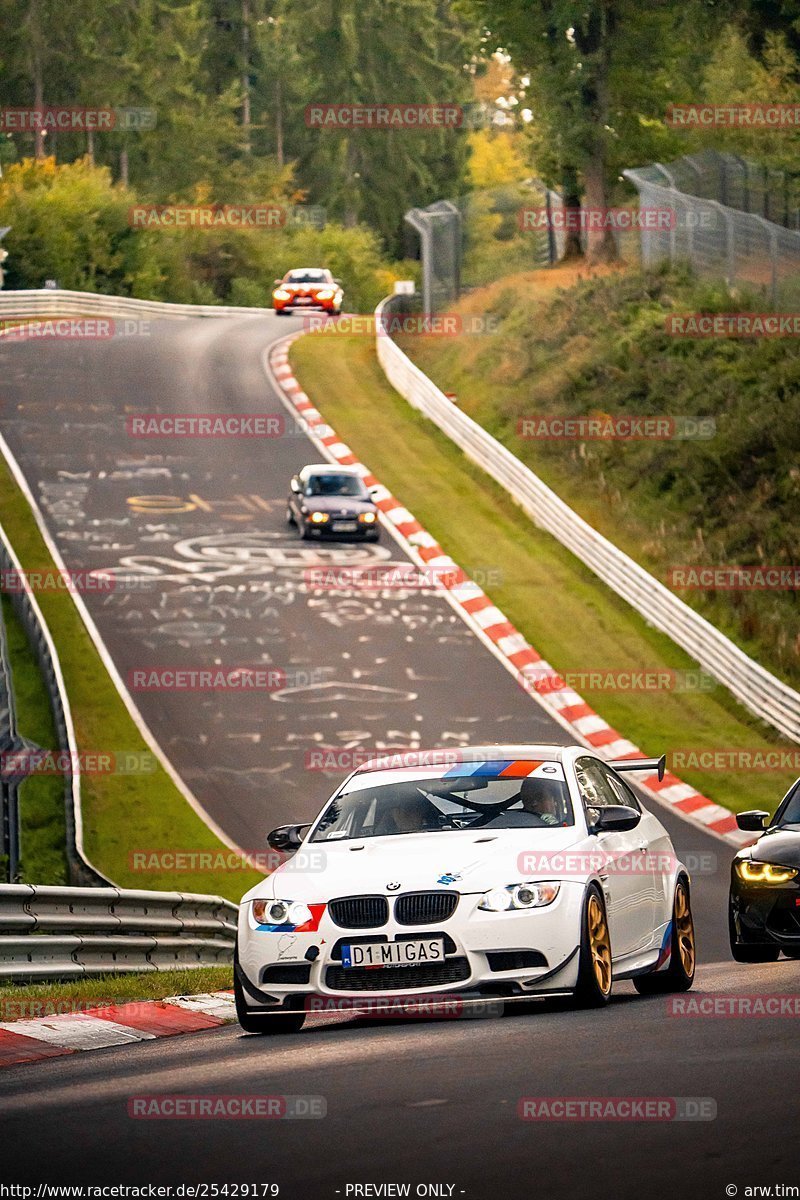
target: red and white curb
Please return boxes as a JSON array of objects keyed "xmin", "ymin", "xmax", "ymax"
[
  {"xmin": 268, "ymin": 336, "xmax": 749, "ymax": 849},
  {"xmin": 0, "ymin": 990, "xmax": 236, "ymax": 1069}
]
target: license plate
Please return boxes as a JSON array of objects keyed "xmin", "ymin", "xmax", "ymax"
[
  {"xmin": 294, "ymin": 297, "xmax": 313, "ymax": 304},
  {"xmin": 332, "ymin": 521, "xmax": 358, "ymax": 532},
  {"xmin": 341, "ymin": 938, "xmax": 445, "ymax": 969}
]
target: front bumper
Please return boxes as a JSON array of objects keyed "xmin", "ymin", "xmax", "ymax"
[
  {"xmin": 301, "ymin": 519, "xmax": 379, "ymax": 540},
  {"xmin": 729, "ymin": 867, "xmax": 800, "ymax": 947},
  {"xmin": 274, "ymin": 298, "xmax": 339, "ymax": 313},
  {"xmin": 237, "ymin": 885, "xmax": 585, "ymax": 1009}
]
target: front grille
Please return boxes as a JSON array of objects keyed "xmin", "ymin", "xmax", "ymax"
[
  {"xmin": 261, "ymin": 963, "xmax": 311, "ymax": 985},
  {"xmin": 486, "ymin": 950, "xmax": 548, "ymax": 972},
  {"xmin": 394, "ymin": 892, "xmax": 459, "ymax": 926},
  {"xmin": 329, "ymin": 895, "xmax": 389, "ymax": 929},
  {"xmin": 325, "ymin": 957, "xmax": 470, "ymax": 992}
]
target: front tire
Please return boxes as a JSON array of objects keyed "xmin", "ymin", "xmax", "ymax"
[
  {"xmin": 635, "ymin": 878, "xmax": 696, "ymax": 995},
  {"xmin": 234, "ymin": 952, "xmax": 306, "ymax": 1035},
  {"xmin": 572, "ymin": 885, "xmax": 613, "ymax": 1007}
]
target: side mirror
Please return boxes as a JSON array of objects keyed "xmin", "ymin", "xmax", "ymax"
[
  {"xmin": 736, "ymin": 810, "xmax": 770, "ymax": 832},
  {"xmin": 274, "ymin": 279, "xmax": 283, "ymax": 286},
  {"xmin": 289, "ymin": 477, "xmax": 301, "ymax": 494},
  {"xmin": 333, "ymin": 278, "xmax": 343, "ymax": 287},
  {"xmin": 590, "ymin": 805, "xmax": 641, "ymax": 833},
  {"xmin": 267, "ymin": 823, "xmax": 308, "ymax": 852},
  {"xmin": 367, "ymin": 485, "xmax": 380, "ymax": 498}
]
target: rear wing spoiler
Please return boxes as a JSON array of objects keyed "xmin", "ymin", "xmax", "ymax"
[{"xmin": 609, "ymin": 754, "xmax": 666, "ymax": 782}]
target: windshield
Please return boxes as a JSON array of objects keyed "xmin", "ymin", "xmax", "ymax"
[
  {"xmin": 310, "ymin": 773, "xmax": 574, "ymax": 841},
  {"xmin": 776, "ymin": 780, "xmax": 800, "ymax": 827},
  {"xmin": 305, "ymin": 474, "xmax": 366, "ymax": 497},
  {"xmin": 287, "ymin": 270, "xmax": 328, "ymax": 283}
]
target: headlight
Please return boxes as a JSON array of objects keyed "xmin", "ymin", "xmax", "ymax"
[
  {"xmin": 273, "ymin": 289, "xmax": 291, "ymax": 301},
  {"xmin": 358, "ymin": 512, "xmax": 377, "ymax": 523},
  {"xmin": 253, "ymin": 899, "xmax": 313, "ymax": 926},
  {"xmin": 736, "ymin": 861, "xmax": 798, "ymax": 885},
  {"xmin": 478, "ymin": 882, "xmax": 560, "ymax": 911},
  {"xmin": 309, "ymin": 511, "xmax": 330, "ymax": 524},
  {"xmin": 315, "ymin": 289, "xmax": 334, "ymax": 300}
]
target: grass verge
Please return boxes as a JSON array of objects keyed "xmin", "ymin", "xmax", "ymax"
[
  {"xmin": 0, "ymin": 455, "xmax": 260, "ymax": 898},
  {"xmin": 397, "ymin": 263, "xmax": 800, "ymax": 693},
  {"xmin": 0, "ymin": 966, "xmax": 233, "ymax": 1021},
  {"xmin": 1, "ymin": 594, "xmax": 68, "ymax": 884},
  {"xmin": 290, "ymin": 327, "xmax": 793, "ymax": 816}
]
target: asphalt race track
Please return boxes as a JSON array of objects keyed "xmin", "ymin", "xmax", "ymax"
[
  {"xmin": 0, "ymin": 313, "xmax": 570, "ymax": 848},
  {"xmin": 0, "ymin": 314, "xmax": 798, "ymax": 1197}
]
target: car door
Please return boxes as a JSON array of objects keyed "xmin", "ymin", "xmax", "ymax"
[{"xmin": 574, "ymin": 756, "xmax": 653, "ymax": 957}]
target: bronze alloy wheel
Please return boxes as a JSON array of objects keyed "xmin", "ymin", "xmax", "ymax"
[
  {"xmin": 587, "ymin": 893, "xmax": 612, "ymax": 996},
  {"xmin": 675, "ymin": 880, "xmax": 696, "ymax": 977}
]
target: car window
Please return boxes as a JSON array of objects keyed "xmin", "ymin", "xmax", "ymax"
[
  {"xmin": 305, "ymin": 474, "xmax": 366, "ymax": 497},
  {"xmin": 310, "ymin": 772, "xmax": 574, "ymax": 841},
  {"xmin": 574, "ymin": 757, "xmax": 619, "ymax": 811},
  {"xmin": 602, "ymin": 768, "xmax": 642, "ymax": 812},
  {"xmin": 775, "ymin": 778, "xmax": 800, "ymax": 827},
  {"xmin": 287, "ymin": 270, "xmax": 327, "ymax": 283}
]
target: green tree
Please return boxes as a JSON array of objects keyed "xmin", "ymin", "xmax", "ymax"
[
  {"xmin": 466, "ymin": 0, "xmax": 726, "ymax": 260},
  {"xmin": 276, "ymin": 0, "xmax": 473, "ymax": 253}
]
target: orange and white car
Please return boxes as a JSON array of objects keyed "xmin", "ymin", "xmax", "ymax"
[{"xmin": 272, "ymin": 267, "xmax": 343, "ymax": 315}]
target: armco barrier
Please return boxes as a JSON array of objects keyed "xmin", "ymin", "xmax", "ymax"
[
  {"xmin": 0, "ymin": 288, "xmax": 270, "ymax": 322},
  {"xmin": 374, "ymin": 295, "xmax": 800, "ymax": 743},
  {"xmin": 0, "ymin": 884, "xmax": 237, "ymax": 980}
]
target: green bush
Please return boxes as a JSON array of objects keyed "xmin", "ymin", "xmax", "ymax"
[{"xmin": 0, "ymin": 158, "xmax": 414, "ymax": 312}]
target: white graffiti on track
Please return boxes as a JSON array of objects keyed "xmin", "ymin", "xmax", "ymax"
[{"xmin": 93, "ymin": 530, "xmax": 392, "ymax": 584}]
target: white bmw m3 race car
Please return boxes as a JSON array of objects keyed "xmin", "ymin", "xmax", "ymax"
[{"xmin": 235, "ymin": 745, "xmax": 696, "ymax": 1032}]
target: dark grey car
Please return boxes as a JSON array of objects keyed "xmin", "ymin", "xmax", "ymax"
[{"xmin": 287, "ymin": 464, "xmax": 380, "ymax": 541}]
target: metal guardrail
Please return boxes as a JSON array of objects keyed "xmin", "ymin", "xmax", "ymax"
[
  {"xmin": 0, "ymin": 288, "xmax": 271, "ymax": 321},
  {"xmin": 0, "ymin": 519, "xmax": 110, "ymax": 887},
  {"xmin": 0, "ymin": 884, "xmax": 237, "ymax": 980},
  {"xmin": 375, "ymin": 294, "xmax": 800, "ymax": 743},
  {"xmin": 0, "ymin": 582, "xmax": 21, "ymax": 879},
  {"xmin": 0, "ymin": 290, "xmax": 271, "ymax": 324}
]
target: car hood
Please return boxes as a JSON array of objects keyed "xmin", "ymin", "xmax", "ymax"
[
  {"xmin": 244, "ymin": 827, "xmax": 585, "ymax": 902},
  {"xmin": 300, "ymin": 495, "xmax": 374, "ymax": 514},
  {"xmin": 746, "ymin": 827, "xmax": 800, "ymax": 870}
]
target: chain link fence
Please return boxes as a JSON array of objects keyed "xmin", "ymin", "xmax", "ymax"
[
  {"xmin": 405, "ymin": 180, "xmax": 562, "ymax": 311},
  {"xmin": 624, "ymin": 150, "xmax": 800, "ymax": 304}
]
